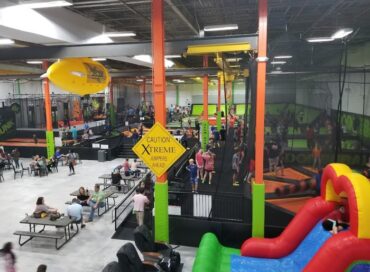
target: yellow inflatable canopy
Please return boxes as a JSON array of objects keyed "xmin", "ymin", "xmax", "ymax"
[{"xmin": 46, "ymin": 58, "xmax": 110, "ymax": 95}]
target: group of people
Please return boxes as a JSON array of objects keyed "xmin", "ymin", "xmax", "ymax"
[
  {"xmin": 33, "ymin": 183, "xmax": 106, "ymax": 231},
  {"xmin": 185, "ymin": 148, "xmax": 216, "ymax": 193}
]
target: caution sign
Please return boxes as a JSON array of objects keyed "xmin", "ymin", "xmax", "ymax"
[{"xmin": 132, "ymin": 122, "xmax": 186, "ymax": 177}]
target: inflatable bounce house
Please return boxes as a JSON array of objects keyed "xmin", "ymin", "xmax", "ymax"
[{"xmin": 193, "ymin": 163, "xmax": 370, "ymax": 272}]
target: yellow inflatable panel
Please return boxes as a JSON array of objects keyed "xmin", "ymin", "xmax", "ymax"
[{"xmin": 46, "ymin": 58, "xmax": 110, "ymax": 95}]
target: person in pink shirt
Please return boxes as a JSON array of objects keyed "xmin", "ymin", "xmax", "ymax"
[
  {"xmin": 122, "ymin": 159, "xmax": 131, "ymax": 176},
  {"xmin": 132, "ymin": 187, "xmax": 149, "ymax": 226},
  {"xmin": 195, "ymin": 149, "xmax": 204, "ymax": 180},
  {"xmin": 202, "ymin": 149, "xmax": 215, "ymax": 184}
]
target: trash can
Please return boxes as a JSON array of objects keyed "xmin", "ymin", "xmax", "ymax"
[{"xmin": 98, "ymin": 150, "xmax": 106, "ymax": 162}]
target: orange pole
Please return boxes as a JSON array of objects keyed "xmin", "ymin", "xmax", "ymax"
[
  {"xmin": 255, "ymin": 0, "xmax": 268, "ymax": 185},
  {"xmin": 152, "ymin": 0, "xmax": 169, "ymax": 242},
  {"xmin": 203, "ymin": 55, "xmax": 209, "ymax": 120},
  {"xmin": 217, "ymin": 77, "xmax": 221, "ymax": 111},
  {"xmin": 43, "ymin": 61, "xmax": 52, "ymax": 131},
  {"xmin": 42, "ymin": 60, "xmax": 55, "ymax": 159}
]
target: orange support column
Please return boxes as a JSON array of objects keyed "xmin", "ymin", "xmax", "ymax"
[
  {"xmin": 252, "ymin": 0, "xmax": 268, "ymax": 238},
  {"xmin": 42, "ymin": 61, "xmax": 54, "ymax": 159},
  {"xmin": 201, "ymin": 55, "xmax": 209, "ymax": 150},
  {"xmin": 152, "ymin": 0, "xmax": 169, "ymax": 242}
]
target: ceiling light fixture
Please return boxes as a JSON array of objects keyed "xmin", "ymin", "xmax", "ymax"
[
  {"xmin": 226, "ymin": 57, "xmax": 242, "ymax": 62},
  {"xmin": 136, "ymin": 79, "xmax": 144, "ymax": 82},
  {"xmin": 104, "ymin": 31, "xmax": 136, "ymax": 37},
  {"xmin": 331, "ymin": 28, "xmax": 353, "ymax": 39},
  {"xmin": 0, "ymin": 38, "xmax": 15, "ymax": 45},
  {"xmin": 271, "ymin": 61, "xmax": 286, "ymax": 65},
  {"xmin": 173, "ymin": 79, "xmax": 185, "ymax": 83},
  {"xmin": 274, "ymin": 55, "xmax": 293, "ymax": 59},
  {"xmin": 18, "ymin": 0, "xmax": 73, "ymax": 9},
  {"xmin": 306, "ymin": 37, "xmax": 334, "ymax": 43},
  {"xmin": 165, "ymin": 55, "xmax": 182, "ymax": 59},
  {"xmin": 204, "ymin": 24, "xmax": 238, "ymax": 32},
  {"xmin": 133, "ymin": 55, "xmax": 175, "ymax": 68},
  {"xmin": 27, "ymin": 60, "xmax": 43, "ymax": 64},
  {"xmin": 92, "ymin": 58, "xmax": 107, "ymax": 61}
]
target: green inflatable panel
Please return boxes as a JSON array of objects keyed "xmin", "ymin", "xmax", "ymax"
[{"xmin": 193, "ymin": 233, "xmax": 240, "ymax": 272}]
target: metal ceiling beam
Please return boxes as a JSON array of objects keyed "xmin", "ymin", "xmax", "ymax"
[
  {"xmin": 0, "ymin": 67, "xmax": 220, "ymax": 79},
  {"xmin": 0, "ymin": 34, "xmax": 257, "ymax": 61},
  {"xmin": 165, "ymin": 0, "xmax": 199, "ymax": 35}
]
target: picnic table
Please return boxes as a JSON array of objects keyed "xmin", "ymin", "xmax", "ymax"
[
  {"xmin": 14, "ymin": 215, "xmax": 78, "ymax": 249},
  {"xmin": 70, "ymin": 189, "xmax": 116, "ymax": 215},
  {"xmin": 98, "ymin": 174, "xmax": 112, "ymax": 189}
]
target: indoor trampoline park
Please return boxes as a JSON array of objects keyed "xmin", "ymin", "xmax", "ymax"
[{"xmin": 0, "ymin": 1, "xmax": 370, "ymax": 272}]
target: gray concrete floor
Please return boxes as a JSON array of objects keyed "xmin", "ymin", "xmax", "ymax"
[{"xmin": 0, "ymin": 158, "xmax": 195, "ymax": 272}]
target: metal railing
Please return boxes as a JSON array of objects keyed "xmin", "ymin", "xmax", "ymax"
[
  {"xmin": 168, "ymin": 190, "xmax": 250, "ymax": 223},
  {"xmin": 113, "ymin": 172, "xmax": 152, "ymax": 230}
]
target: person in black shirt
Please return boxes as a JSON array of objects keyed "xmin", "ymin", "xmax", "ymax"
[{"xmin": 268, "ymin": 141, "xmax": 280, "ymax": 175}]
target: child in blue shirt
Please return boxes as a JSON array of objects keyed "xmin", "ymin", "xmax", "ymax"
[{"xmin": 186, "ymin": 159, "xmax": 198, "ymax": 193}]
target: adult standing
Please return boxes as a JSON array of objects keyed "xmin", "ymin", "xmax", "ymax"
[
  {"xmin": 66, "ymin": 150, "xmax": 76, "ymax": 175},
  {"xmin": 268, "ymin": 141, "xmax": 280, "ymax": 176},
  {"xmin": 232, "ymin": 150, "xmax": 242, "ymax": 186},
  {"xmin": 71, "ymin": 126, "xmax": 78, "ymax": 141},
  {"xmin": 132, "ymin": 187, "xmax": 149, "ymax": 226},
  {"xmin": 11, "ymin": 148, "xmax": 20, "ymax": 169},
  {"xmin": 195, "ymin": 149, "xmax": 204, "ymax": 181},
  {"xmin": 202, "ymin": 149, "xmax": 215, "ymax": 184}
]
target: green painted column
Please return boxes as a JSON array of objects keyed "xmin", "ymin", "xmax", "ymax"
[
  {"xmin": 201, "ymin": 120, "xmax": 209, "ymax": 151},
  {"xmin": 216, "ymin": 111, "xmax": 222, "ymax": 131},
  {"xmin": 154, "ymin": 181, "xmax": 169, "ymax": 242},
  {"xmin": 176, "ymin": 85, "xmax": 180, "ymax": 106},
  {"xmin": 252, "ymin": 182, "xmax": 265, "ymax": 237},
  {"xmin": 46, "ymin": 131, "xmax": 55, "ymax": 159}
]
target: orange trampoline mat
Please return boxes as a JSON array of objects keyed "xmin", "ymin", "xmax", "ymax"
[
  {"xmin": 4, "ymin": 138, "xmax": 46, "ymax": 143},
  {"xmin": 267, "ymin": 197, "xmax": 313, "ymax": 214},
  {"xmin": 265, "ymin": 167, "xmax": 310, "ymax": 180},
  {"xmin": 264, "ymin": 180, "xmax": 290, "ymax": 193}
]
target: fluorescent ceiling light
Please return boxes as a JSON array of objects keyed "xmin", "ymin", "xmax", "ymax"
[
  {"xmin": 136, "ymin": 79, "xmax": 144, "ymax": 82},
  {"xmin": 271, "ymin": 61, "xmax": 286, "ymax": 65},
  {"xmin": 331, "ymin": 28, "xmax": 353, "ymax": 39},
  {"xmin": 226, "ymin": 57, "xmax": 242, "ymax": 62},
  {"xmin": 92, "ymin": 58, "xmax": 107, "ymax": 61},
  {"xmin": 204, "ymin": 24, "xmax": 238, "ymax": 32},
  {"xmin": 0, "ymin": 38, "xmax": 14, "ymax": 45},
  {"xmin": 173, "ymin": 79, "xmax": 185, "ymax": 83},
  {"xmin": 165, "ymin": 55, "xmax": 181, "ymax": 59},
  {"xmin": 104, "ymin": 32, "xmax": 136, "ymax": 37},
  {"xmin": 27, "ymin": 60, "xmax": 42, "ymax": 64},
  {"xmin": 133, "ymin": 54, "xmax": 175, "ymax": 68},
  {"xmin": 306, "ymin": 37, "xmax": 334, "ymax": 43},
  {"xmin": 18, "ymin": 0, "xmax": 73, "ymax": 9},
  {"xmin": 274, "ymin": 55, "xmax": 293, "ymax": 59},
  {"xmin": 133, "ymin": 54, "xmax": 152, "ymax": 63}
]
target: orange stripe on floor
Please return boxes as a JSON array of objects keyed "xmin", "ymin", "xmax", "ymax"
[{"xmin": 267, "ymin": 196, "xmax": 313, "ymax": 214}]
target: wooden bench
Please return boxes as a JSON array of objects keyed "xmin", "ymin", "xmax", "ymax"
[{"xmin": 14, "ymin": 231, "xmax": 65, "ymax": 249}]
